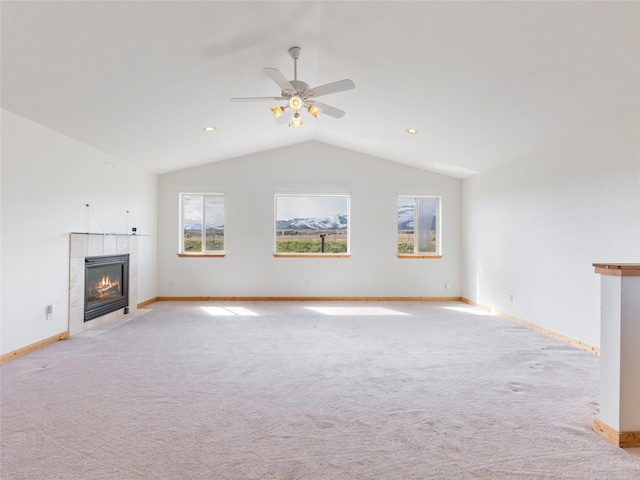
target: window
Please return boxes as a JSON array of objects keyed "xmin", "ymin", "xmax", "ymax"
[
  {"xmin": 397, "ymin": 196, "xmax": 441, "ymax": 257},
  {"xmin": 275, "ymin": 194, "xmax": 350, "ymax": 256},
  {"xmin": 180, "ymin": 194, "xmax": 224, "ymax": 255}
]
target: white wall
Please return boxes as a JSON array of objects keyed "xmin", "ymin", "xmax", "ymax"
[
  {"xmin": 0, "ymin": 109, "xmax": 158, "ymax": 355},
  {"xmin": 462, "ymin": 111, "xmax": 640, "ymax": 348},
  {"xmin": 158, "ymin": 142, "xmax": 461, "ymax": 298}
]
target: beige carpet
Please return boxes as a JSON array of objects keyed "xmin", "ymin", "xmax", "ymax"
[{"xmin": 1, "ymin": 301, "xmax": 639, "ymax": 479}]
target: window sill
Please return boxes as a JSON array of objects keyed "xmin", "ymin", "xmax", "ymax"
[
  {"xmin": 177, "ymin": 253, "xmax": 226, "ymax": 258},
  {"xmin": 273, "ymin": 253, "xmax": 351, "ymax": 258},
  {"xmin": 397, "ymin": 254, "xmax": 443, "ymax": 259}
]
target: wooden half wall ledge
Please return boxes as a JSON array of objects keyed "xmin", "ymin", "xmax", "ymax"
[
  {"xmin": 593, "ymin": 263, "xmax": 640, "ymax": 277},
  {"xmin": 593, "ymin": 418, "xmax": 640, "ymax": 448},
  {"xmin": 0, "ymin": 331, "xmax": 70, "ymax": 366}
]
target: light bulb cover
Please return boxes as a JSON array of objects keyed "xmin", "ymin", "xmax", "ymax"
[
  {"xmin": 291, "ymin": 112, "xmax": 303, "ymax": 128},
  {"xmin": 308, "ymin": 105, "xmax": 322, "ymax": 119},
  {"xmin": 289, "ymin": 96, "xmax": 303, "ymax": 111},
  {"xmin": 271, "ymin": 106, "xmax": 284, "ymax": 119}
]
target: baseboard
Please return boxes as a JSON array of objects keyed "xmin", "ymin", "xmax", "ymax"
[
  {"xmin": 137, "ymin": 297, "xmax": 159, "ymax": 308},
  {"xmin": 0, "ymin": 331, "xmax": 70, "ymax": 366},
  {"xmin": 460, "ymin": 298, "xmax": 599, "ymax": 356},
  {"xmin": 593, "ymin": 418, "xmax": 640, "ymax": 448},
  {"xmin": 155, "ymin": 296, "xmax": 462, "ymax": 302}
]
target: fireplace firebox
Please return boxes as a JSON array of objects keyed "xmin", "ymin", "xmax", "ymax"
[{"xmin": 84, "ymin": 254, "xmax": 129, "ymax": 321}]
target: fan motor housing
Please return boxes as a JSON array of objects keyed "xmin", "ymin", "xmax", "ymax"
[{"xmin": 288, "ymin": 80, "xmax": 309, "ymax": 95}]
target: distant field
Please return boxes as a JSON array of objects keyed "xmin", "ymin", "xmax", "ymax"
[
  {"xmin": 183, "ymin": 228, "xmax": 224, "ymax": 252},
  {"xmin": 397, "ymin": 230, "xmax": 436, "ymax": 254},
  {"xmin": 183, "ymin": 228, "xmax": 433, "ymax": 254},
  {"xmin": 276, "ymin": 230, "xmax": 348, "ymax": 253}
]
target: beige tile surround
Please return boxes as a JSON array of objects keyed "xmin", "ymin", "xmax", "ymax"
[{"xmin": 69, "ymin": 233, "xmax": 138, "ymax": 335}]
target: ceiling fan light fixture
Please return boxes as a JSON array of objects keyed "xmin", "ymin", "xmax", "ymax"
[
  {"xmin": 291, "ymin": 112, "xmax": 303, "ymax": 128},
  {"xmin": 271, "ymin": 106, "xmax": 284, "ymax": 119},
  {"xmin": 289, "ymin": 95, "xmax": 303, "ymax": 111},
  {"xmin": 231, "ymin": 47, "xmax": 354, "ymax": 127},
  {"xmin": 308, "ymin": 105, "xmax": 322, "ymax": 119}
]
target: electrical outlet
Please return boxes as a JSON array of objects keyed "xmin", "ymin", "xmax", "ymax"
[
  {"xmin": 445, "ymin": 282, "xmax": 450, "ymax": 289},
  {"xmin": 509, "ymin": 294, "xmax": 514, "ymax": 303},
  {"xmin": 169, "ymin": 280, "xmax": 174, "ymax": 287},
  {"xmin": 46, "ymin": 304, "xmax": 53, "ymax": 320}
]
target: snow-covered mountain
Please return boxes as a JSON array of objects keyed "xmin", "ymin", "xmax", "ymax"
[
  {"xmin": 186, "ymin": 207, "xmax": 418, "ymax": 231},
  {"xmin": 183, "ymin": 222, "xmax": 224, "ymax": 231},
  {"xmin": 397, "ymin": 205, "xmax": 437, "ymax": 230},
  {"xmin": 277, "ymin": 214, "xmax": 348, "ymax": 230}
]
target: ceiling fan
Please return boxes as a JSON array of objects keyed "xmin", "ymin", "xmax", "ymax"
[{"xmin": 231, "ymin": 46, "xmax": 355, "ymax": 127}]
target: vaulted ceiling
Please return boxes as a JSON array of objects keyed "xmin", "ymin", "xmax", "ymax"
[{"xmin": 2, "ymin": 1, "xmax": 638, "ymax": 178}]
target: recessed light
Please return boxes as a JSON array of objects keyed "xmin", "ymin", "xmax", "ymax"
[
  {"xmin": 203, "ymin": 126, "xmax": 216, "ymax": 133},
  {"xmin": 406, "ymin": 128, "xmax": 418, "ymax": 135}
]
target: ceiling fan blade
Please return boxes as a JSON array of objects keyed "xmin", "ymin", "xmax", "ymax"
[
  {"xmin": 308, "ymin": 100, "xmax": 345, "ymax": 119},
  {"xmin": 263, "ymin": 68, "xmax": 295, "ymax": 94},
  {"xmin": 230, "ymin": 96, "xmax": 285, "ymax": 102},
  {"xmin": 306, "ymin": 79, "xmax": 355, "ymax": 98}
]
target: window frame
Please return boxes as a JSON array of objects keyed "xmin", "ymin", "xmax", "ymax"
[
  {"xmin": 273, "ymin": 193, "xmax": 351, "ymax": 258},
  {"xmin": 397, "ymin": 195, "xmax": 442, "ymax": 258},
  {"xmin": 178, "ymin": 193, "xmax": 226, "ymax": 257}
]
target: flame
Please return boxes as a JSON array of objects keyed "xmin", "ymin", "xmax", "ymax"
[
  {"xmin": 99, "ymin": 276, "xmax": 120, "ymax": 289},
  {"xmin": 87, "ymin": 270, "xmax": 123, "ymax": 305},
  {"xmin": 93, "ymin": 276, "xmax": 121, "ymax": 300}
]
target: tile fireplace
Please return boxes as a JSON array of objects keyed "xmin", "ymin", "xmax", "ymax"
[
  {"xmin": 69, "ymin": 233, "xmax": 138, "ymax": 334},
  {"xmin": 84, "ymin": 254, "xmax": 129, "ymax": 321}
]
